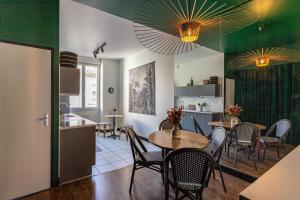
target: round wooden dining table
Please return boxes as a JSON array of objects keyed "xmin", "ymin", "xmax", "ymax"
[
  {"xmin": 208, "ymin": 121, "xmax": 266, "ymax": 131},
  {"xmin": 148, "ymin": 129, "xmax": 209, "ymax": 150}
]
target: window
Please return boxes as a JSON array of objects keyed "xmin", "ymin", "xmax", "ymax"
[{"xmin": 69, "ymin": 63, "xmax": 99, "ymax": 109}]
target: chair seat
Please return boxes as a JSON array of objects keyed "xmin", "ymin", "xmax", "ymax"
[
  {"xmin": 137, "ymin": 151, "xmax": 163, "ymax": 164},
  {"xmin": 260, "ymin": 136, "xmax": 279, "ymax": 144},
  {"xmin": 168, "ymin": 170, "xmax": 203, "ymax": 191}
]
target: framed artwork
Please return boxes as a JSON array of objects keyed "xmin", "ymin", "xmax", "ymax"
[{"xmin": 129, "ymin": 62, "xmax": 155, "ymax": 115}]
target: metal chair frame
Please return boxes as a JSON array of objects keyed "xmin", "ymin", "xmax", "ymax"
[
  {"xmin": 260, "ymin": 119, "xmax": 291, "ymax": 162},
  {"xmin": 127, "ymin": 128, "xmax": 163, "ymax": 193},
  {"xmin": 227, "ymin": 123, "xmax": 258, "ymax": 170},
  {"xmin": 164, "ymin": 148, "xmax": 214, "ymax": 200},
  {"xmin": 207, "ymin": 127, "xmax": 227, "ymax": 192}
]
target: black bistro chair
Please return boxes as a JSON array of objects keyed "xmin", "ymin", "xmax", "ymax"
[
  {"xmin": 260, "ymin": 119, "xmax": 291, "ymax": 162},
  {"xmin": 191, "ymin": 116, "xmax": 205, "ymax": 136},
  {"xmin": 227, "ymin": 123, "xmax": 258, "ymax": 170},
  {"xmin": 127, "ymin": 128, "xmax": 164, "ymax": 193},
  {"xmin": 159, "ymin": 118, "xmax": 182, "ymax": 130},
  {"xmin": 206, "ymin": 127, "xmax": 227, "ymax": 192},
  {"xmin": 164, "ymin": 148, "xmax": 214, "ymax": 200}
]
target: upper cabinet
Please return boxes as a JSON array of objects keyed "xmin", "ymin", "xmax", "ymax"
[
  {"xmin": 60, "ymin": 51, "xmax": 80, "ymax": 96},
  {"xmin": 60, "ymin": 67, "xmax": 80, "ymax": 96},
  {"xmin": 175, "ymin": 84, "xmax": 221, "ymax": 97}
]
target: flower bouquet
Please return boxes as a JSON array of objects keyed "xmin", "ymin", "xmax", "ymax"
[
  {"xmin": 167, "ymin": 107, "xmax": 183, "ymax": 137},
  {"xmin": 224, "ymin": 104, "xmax": 243, "ymax": 127}
]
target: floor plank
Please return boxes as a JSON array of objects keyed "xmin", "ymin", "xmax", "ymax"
[{"xmin": 23, "ymin": 165, "xmax": 250, "ymax": 200}]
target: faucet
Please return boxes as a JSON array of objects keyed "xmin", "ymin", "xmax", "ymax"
[{"xmin": 198, "ymin": 103, "xmax": 207, "ymax": 112}]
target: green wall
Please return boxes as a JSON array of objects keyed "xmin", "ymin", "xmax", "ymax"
[
  {"xmin": 225, "ymin": 55, "xmax": 300, "ymax": 145},
  {"xmin": 0, "ymin": 0, "xmax": 59, "ymax": 186}
]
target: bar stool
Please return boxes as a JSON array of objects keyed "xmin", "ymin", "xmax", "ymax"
[
  {"xmin": 118, "ymin": 124, "xmax": 133, "ymax": 141},
  {"xmin": 96, "ymin": 122, "xmax": 113, "ymax": 138}
]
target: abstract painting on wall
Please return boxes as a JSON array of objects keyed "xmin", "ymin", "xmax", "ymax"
[{"xmin": 129, "ymin": 62, "xmax": 155, "ymax": 115}]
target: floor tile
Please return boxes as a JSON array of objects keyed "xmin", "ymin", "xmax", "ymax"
[
  {"xmin": 92, "ymin": 167, "xmax": 100, "ymax": 176},
  {"xmin": 111, "ymin": 160, "xmax": 129, "ymax": 169},
  {"xmin": 96, "ymin": 164, "xmax": 116, "ymax": 173},
  {"xmin": 119, "ymin": 153, "xmax": 132, "ymax": 159},
  {"xmin": 104, "ymin": 155, "xmax": 123, "ymax": 163},
  {"xmin": 95, "ymin": 157, "xmax": 109, "ymax": 166},
  {"xmin": 95, "ymin": 133, "xmax": 158, "ymax": 173},
  {"xmin": 125, "ymin": 158, "xmax": 134, "ymax": 164},
  {"xmin": 101, "ymin": 152, "xmax": 116, "ymax": 158}
]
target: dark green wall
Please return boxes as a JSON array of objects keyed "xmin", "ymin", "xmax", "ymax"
[
  {"xmin": 0, "ymin": 0, "xmax": 59, "ymax": 186},
  {"xmin": 225, "ymin": 54, "xmax": 300, "ymax": 145}
]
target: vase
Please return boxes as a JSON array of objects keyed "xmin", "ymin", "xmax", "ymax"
[
  {"xmin": 171, "ymin": 124, "xmax": 180, "ymax": 138},
  {"xmin": 231, "ymin": 116, "xmax": 240, "ymax": 127}
]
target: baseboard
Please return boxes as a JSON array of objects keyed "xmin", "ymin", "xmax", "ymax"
[{"xmin": 220, "ymin": 164, "xmax": 257, "ymax": 183}]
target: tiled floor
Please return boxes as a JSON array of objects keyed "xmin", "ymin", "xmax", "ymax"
[{"xmin": 92, "ymin": 133, "xmax": 160, "ymax": 175}]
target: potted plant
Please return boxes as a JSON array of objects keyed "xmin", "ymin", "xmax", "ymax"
[
  {"xmin": 224, "ymin": 104, "xmax": 243, "ymax": 127},
  {"xmin": 167, "ymin": 107, "xmax": 183, "ymax": 137}
]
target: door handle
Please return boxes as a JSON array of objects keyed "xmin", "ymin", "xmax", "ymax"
[{"xmin": 38, "ymin": 113, "xmax": 49, "ymax": 127}]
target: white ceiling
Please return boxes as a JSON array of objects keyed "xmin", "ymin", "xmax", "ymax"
[
  {"xmin": 60, "ymin": 0, "xmax": 144, "ymax": 59},
  {"xmin": 60, "ymin": 0, "xmax": 221, "ymax": 60}
]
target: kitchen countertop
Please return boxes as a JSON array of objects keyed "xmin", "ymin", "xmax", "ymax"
[
  {"xmin": 182, "ymin": 110, "xmax": 222, "ymax": 114},
  {"xmin": 60, "ymin": 113, "xmax": 97, "ymax": 130}
]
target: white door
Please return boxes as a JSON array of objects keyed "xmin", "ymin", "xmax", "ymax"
[{"xmin": 0, "ymin": 42, "xmax": 51, "ymax": 199}]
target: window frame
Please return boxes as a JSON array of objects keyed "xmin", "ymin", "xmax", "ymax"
[{"xmin": 70, "ymin": 62, "xmax": 100, "ymax": 111}]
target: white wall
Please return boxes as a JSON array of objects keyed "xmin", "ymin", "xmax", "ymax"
[
  {"xmin": 174, "ymin": 53, "xmax": 225, "ymax": 113},
  {"xmin": 101, "ymin": 59, "xmax": 120, "ymax": 120},
  {"xmin": 175, "ymin": 54, "xmax": 224, "ymax": 87},
  {"xmin": 119, "ymin": 49, "xmax": 174, "ymax": 137}
]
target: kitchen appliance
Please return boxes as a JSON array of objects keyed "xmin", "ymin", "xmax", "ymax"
[{"xmin": 198, "ymin": 103, "xmax": 207, "ymax": 112}]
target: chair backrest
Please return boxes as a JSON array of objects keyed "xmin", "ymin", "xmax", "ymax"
[
  {"xmin": 230, "ymin": 122, "xmax": 257, "ymax": 145},
  {"xmin": 191, "ymin": 116, "xmax": 205, "ymax": 136},
  {"xmin": 207, "ymin": 127, "xmax": 226, "ymax": 161},
  {"xmin": 165, "ymin": 148, "xmax": 214, "ymax": 189},
  {"xmin": 127, "ymin": 128, "xmax": 148, "ymax": 162},
  {"xmin": 159, "ymin": 119, "xmax": 182, "ymax": 130},
  {"xmin": 275, "ymin": 119, "xmax": 291, "ymax": 138}
]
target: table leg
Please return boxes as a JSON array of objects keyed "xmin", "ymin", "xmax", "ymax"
[
  {"xmin": 107, "ymin": 117, "xmax": 119, "ymax": 139},
  {"xmin": 257, "ymin": 129, "xmax": 261, "ymax": 162}
]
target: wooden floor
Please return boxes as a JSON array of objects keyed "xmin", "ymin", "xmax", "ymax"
[
  {"xmin": 23, "ymin": 165, "xmax": 250, "ymax": 200},
  {"xmin": 221, "ymin": 144, "xmax": 295, "ymax": 178}
]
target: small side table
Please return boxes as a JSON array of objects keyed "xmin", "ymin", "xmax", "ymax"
[{"xmin": 105, "ymin": 114, "xmax": 123, "ymax": 139}]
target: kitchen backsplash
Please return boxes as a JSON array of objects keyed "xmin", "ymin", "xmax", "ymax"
[{"xmin": 175, "ymin": 97, "xmax": 224, "ymax": 113}]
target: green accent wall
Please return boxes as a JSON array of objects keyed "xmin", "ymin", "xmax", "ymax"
[
  {"xmin": 0, "ymin": 1, "xmax": 59, "ymax": 186},
  {"xmin": 225, "ymin": 57, "xmax": 300, "ymax": 145}
]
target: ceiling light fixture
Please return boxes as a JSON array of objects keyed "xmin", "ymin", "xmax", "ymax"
[
  {"xmin": 133, "ymin": 0, "xmax": 256, "ymax": 55},
  {"xmin": 256, "ymin": 56, "xmax": 270, "ymax": 67},
  {"xmin": 179, "ymin": 22, "xmax": 201, "ymax": 43},
  {"xmin": 228, "ymin": 47, "xmax": 300, "ymax": 70}
]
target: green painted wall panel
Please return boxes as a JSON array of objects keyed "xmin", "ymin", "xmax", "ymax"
[
  {"xmin": 0, "ymin": 0, "xmax": 59, "ymax": 186},
  {"xmin": 225, "ymin": 55, "xmax": 300, "ymax": 145}
]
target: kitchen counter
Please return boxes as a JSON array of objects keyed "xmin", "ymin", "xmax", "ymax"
[
  {"xmin": 60, "ymin": 113, "xmax": 97, "ymax": 130},
  {"xmin": 182, "ymin": 110, "xmax": 222, "ymax": 114},
  {"xmin": 59, "ymin": 113, "xmax": 96, "ymax": 183},
  {"xmin": 180, "ymin": 111, "xmax": 221, "ymax": 134}
]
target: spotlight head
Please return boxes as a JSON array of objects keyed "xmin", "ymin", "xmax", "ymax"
[{"xmin": 93, "ymin": 42, "xmax": 107, "ymax": 58}]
